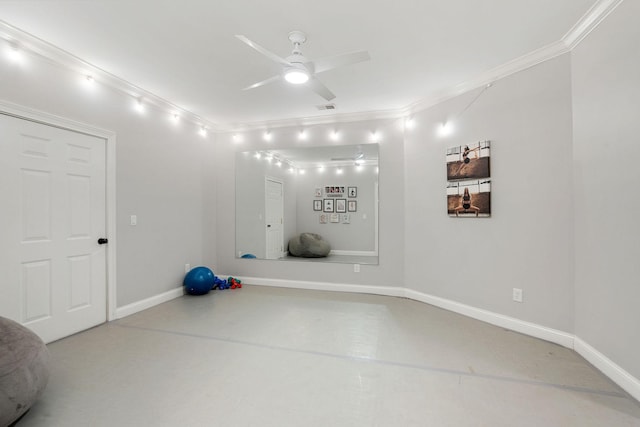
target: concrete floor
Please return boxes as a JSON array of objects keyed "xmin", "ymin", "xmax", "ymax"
[{"xmin": 18, "ymin": 286, "xmax": 640, "ymax": 426}]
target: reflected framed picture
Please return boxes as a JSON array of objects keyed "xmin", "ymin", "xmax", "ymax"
[
  {"xmin": 336, "ymin": 199, "xmax": 346, "ymax": 213},
  {"xmin": 348, "ymin": 200, "xmax": 357, "ymax": 212},
  {"xmin": 348, "ymin": 187, "xmax": 357, "ymax": 198},
  {"xmin": 313, "ymin": 200, "xmax": 322, "ymax": 211},
  {"xmin": 319, "ymin": 214, "xmax": 328, "ymax": 224},
  {"xmin": 323, "ymin": 199, "xmax": 334, "ymax": 212},
  {"xmin": 330, "ymin": 213, "xmax": 340, "ymax": 223}
]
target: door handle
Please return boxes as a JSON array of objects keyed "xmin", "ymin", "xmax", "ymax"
[{"xmin": 97, "ymin": 238, "xmax": 109, "ymax": 245}]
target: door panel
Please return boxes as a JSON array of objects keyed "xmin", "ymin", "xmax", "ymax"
[
  {"xmin": 265, "ymin": 178, "xmax": 284, "ymax": 260},
  {"xmin": 0, "ymin": 113, "xmax": 107, "ymax": 343}
]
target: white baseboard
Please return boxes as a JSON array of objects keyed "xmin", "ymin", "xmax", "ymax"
[
  {"xmin": 404, "ymin": 289, "xmax": 575, "ymax": 348},
  {"xmin": 574, "ymin": 337, "xmax": 640, "ymax": 402},
  {"xmin": 235, "ymin": 275, "xmax": 404, "ymax": 298},
  {"xmin": 115, "ymin": 286, "xmax": 184, "ymax": 319},
  {"xmin": 329, "ymin": 250, "xmax": 378, "ymax": 257}
]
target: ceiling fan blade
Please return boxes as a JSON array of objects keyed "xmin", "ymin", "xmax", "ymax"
[
  {"xmin": 307, "ymin": 76, "xmax": 335, "ymax": 101},
  {"xmin": 242, "ymin": 75, "xmax": 281, "ymax": 90},
  {"xmin": 235, "ymin": 35, "xmax": 292, "ymax": 66},
  {"xmin": 312, "ymin": 50, "xmax": 370, "ymax": 74}
]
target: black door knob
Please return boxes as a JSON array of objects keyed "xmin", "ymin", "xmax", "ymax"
[{"xmin": 98, "ymin": 238, "xmax": 109, "ymax": 245}]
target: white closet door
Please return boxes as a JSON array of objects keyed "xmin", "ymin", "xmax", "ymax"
[{"xmin": 0, "ymin": 113, "xmax": 107, "ymax": 343}]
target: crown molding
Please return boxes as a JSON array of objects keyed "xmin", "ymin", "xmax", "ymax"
[
  {"xmin": 562, "ymin": 0, "xmax": 624, "ymax": 50},
  {"xmin": 0, "ymin": 19, "xmax": 219, "ymax": 132},
  {"xmin": 0, "ymin": 0, "xmax": 623, "ymax": 133}
]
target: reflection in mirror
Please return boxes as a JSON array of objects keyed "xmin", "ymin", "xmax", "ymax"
[{"xmin": 235, "ymin": 144, "xmax": 379, "ymax": 264}]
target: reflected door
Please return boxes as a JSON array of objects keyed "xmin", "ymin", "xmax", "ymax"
[
  {"xmin": 0, "ymin": 114, "xmax": 107, "ymax": 343},
  {"xmin": 265, "ymin": 177, "xmax": 284, "ymax": 259}
]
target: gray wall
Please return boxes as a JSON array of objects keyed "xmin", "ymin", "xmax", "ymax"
[
  {"xmin": 0, "ymin": 53, "xmax": 210, "ymax": 307},
  {"xmin": 572, "ymin": 0, "xmax": 640, "ymax": 380},
  {"xmin": 404, "ymin": 54, "xmax": 575, "ymax": 332}
]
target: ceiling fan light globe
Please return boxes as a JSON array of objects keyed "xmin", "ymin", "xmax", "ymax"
[{"xmin": 284, "ymin": 69, "xmax": 309, "ymax": 84}]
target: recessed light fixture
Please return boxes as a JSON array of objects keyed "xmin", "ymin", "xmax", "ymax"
[
  {"xmin": 264, "ymin": 131, "xmax": 272, "ymax": 141},
  {"xmin": 336, "ymin": 168, "xmax": 343, "ymax": 175},
  {"xmin": 232, "ymin": 133, "xmax": 243, "ymax": 143},
  {"xmin": 298, "ymin": 129, "xmax": 307, "ymax": 140},
  {"xmin": 199, "ymin": 126, "xmax": 207, "ymax": 137},
  {"xmin": 330, "ymin": 130, "xmax": 339, "ymax": 141}
]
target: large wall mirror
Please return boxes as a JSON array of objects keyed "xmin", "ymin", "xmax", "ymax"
[{"xmin": 236, "ymin": 144, "xmax": 379, "ymax": 265}]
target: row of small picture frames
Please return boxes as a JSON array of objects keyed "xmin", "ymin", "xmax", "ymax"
[
  {"xmin": 314, "ymin": 185, "xmax": 357, "ymax": 223},
  {"xmin": 313, "ymin": 198, "xmax": 357, "ymax": 213},
  {"xmin": 445, "ymin": 140, "xmax": 492, "ymax": 218}
]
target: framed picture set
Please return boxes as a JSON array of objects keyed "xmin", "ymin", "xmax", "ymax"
[
  {"xmin": 348, "ymin": 200, "xmax": 357, "ymax": 212},
  {"xmin": 348, "ymin": 187, "xmax": 357, "ymax": 198},
  {"xmin": 335, "ymin": 199, "xmax": 346, "ymax": 213},
  {"xmin": 323, "ymin": 199, "xmax": 334, "ymax": 212},
  {"xmin": 313, "ymin": 200, "xmax": 322, "ymax": 211}
]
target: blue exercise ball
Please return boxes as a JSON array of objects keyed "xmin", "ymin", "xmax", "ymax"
[{"xmin": 183, "ymin": 266, "xmax": 215, "ymax": 295}]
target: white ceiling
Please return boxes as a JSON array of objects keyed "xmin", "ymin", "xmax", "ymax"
[{"xmin": 0, "ymin": 0, "xmax": 598, "ymax": 128}]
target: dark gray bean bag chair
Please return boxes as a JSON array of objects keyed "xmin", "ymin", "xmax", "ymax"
[
  {"xmin": 0, "ymin": 317, "xmax": 50, "ymax": 427},
  {"xmin": 288, "ymin": 232, "xmax": 331, "ymax": 258}
]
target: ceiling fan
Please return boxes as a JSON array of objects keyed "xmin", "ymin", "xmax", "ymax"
[{"xmin": 235, "ymin": 30, "xmax": 370, "ymax": 101}]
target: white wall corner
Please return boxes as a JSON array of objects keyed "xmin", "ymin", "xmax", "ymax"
[
  {"xmin": 574, "ymin": 337, "xmax": 640, "ymax": 403},
  {"xmin": 115, "ymin": 286, "xmax": 184, "ymax": 319}
]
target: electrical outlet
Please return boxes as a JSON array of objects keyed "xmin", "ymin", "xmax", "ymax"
[
  {"xmin": 512, "ymin": 288, "xmax": 523, "ymax": 303},
  {"xmin": 354, "ymin": 263, "xmax": 360, "ymax": 273},
  {"xmin": 185, "ymin": 263, "xmax": 191, "ymax": 274}
]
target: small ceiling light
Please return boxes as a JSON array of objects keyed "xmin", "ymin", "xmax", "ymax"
[
  {"xmin": 263, "ymin": 131, "xmax": 272, "ymax": 141},
  {"xmin": 254, "ymin": 152, "xmax": 262, "ymax": 159},
  {"xmin": 370, "ymin": 131, "xmax": 380, "ymax": 142},
  {"xmin": 265, "ymin": 154, "xmax": 273, "ymax": 163},
  {"xmin": 288, "ymin": 166, "xmax": 295, "ymax": 173},
  {"xmin": 318, "ymin": 165, "xmax": 325, "ymax": 173},
  {"xmin": 298, "ymin": 129, "xmax": 307, "ymax": 140},
  {"xmin": 275, "ymin": 160, "xmax": 282, "ymax": 167},
  {"xmin": 299, "ymin": 169, "xmax": 306, "ymax": 175},
  {"xmin": 284, "ymin": 65, "xmax": 309, "ymax": 85},
  {"xmin": 134, "ymin": 97, "xmax": 145, "ymax": 113},
  {"xmin": 172, "ymin": 113, "xmax": 180, "ymax": 123},
  {"xmin": 330, "ymin": 130, "xmax": 339, "ymax": 141},
  {"xmin": 232, "ymin": 133, "xmax": 243, "ymax": 143},
  {"xmin": 438, "ymin": 120, "xmax": 453, "ymax": 137},
  {"xmin": 404, "ymin": 117, "xmax": 415, "ymax": 129},
  {"xmin": 199, "ymin": 126, "xmax": 207, "ymax": 137},
  {"xmin": 5, "ymin": 43, "xmax": 22, "ymax": 62},
  {"xmin": 336, "ymin": 168, "xmax": 343, "ymax": 175}
]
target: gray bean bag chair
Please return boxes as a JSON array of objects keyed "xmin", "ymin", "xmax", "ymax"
[
  {"xmin": 0, "ymin": 317, "xmax": 50, "ymax": 427},
  {"xmin": 288, "ymin": 232, "xmax": 331, "ymax": 258}
]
